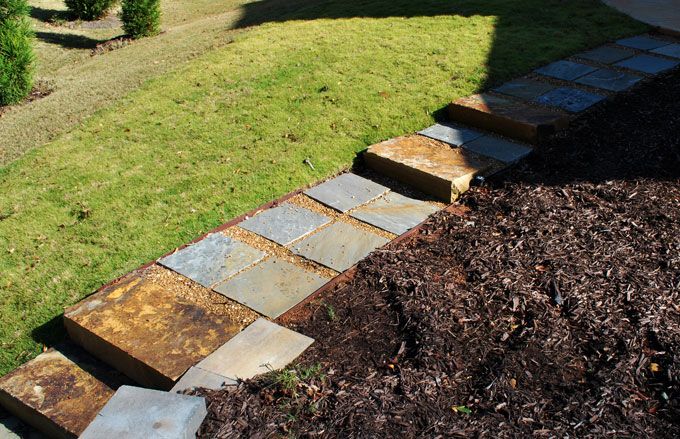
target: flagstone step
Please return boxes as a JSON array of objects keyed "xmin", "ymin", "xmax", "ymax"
[
  {"xmin": 363, "ymin": 135, "xmax": 506, "ymax": 202},
  {"xmin": 0, "ymin": 343, "xmax": 130, "ymax": 439},
  {"xmin": 64, "ymin": 266, "xmax": 258, "ymax": 390},
  {"xmin": 447, "ymin": 93, "xmax": 571, "ymax": 144}
]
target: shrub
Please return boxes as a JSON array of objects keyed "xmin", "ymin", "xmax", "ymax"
[
  {"xmin": 0, "ymin": 0, "xmax": 34, "ymax": 106},
  {"xmin": 121, "ymin": 0, "xmax": 160, "ymax": 39},
  {"xmin": 65, "ymin": 0, "xmax": 116, "ymax": 21}
]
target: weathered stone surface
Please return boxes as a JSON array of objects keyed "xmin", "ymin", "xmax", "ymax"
[
  {"xmin": 195, "ymin": 318, "xmax": 314, "ymax": 382},
  {"xmin": 364, "ymin": 135, "xmax": 499, "ymax": 202},
  {"xmin": 304, "ymin": 173, "xmax": 388, "ymax": 213},
  {"xmin": 350, "ymin": 192, "xmax": 440, "ymax": 235},
  {"xmin": 158, "ymin": 233, "xmax": 266, "ymax": 288},
  {"xmin": 652, "ymin": 43, "xmax": 680, "ymax": 59},
  {"xmin": 64, "ymin": 272, "xmax": 245, "ymax": 389},
  {"xmin": 214, "ymin": 258, "xmax": 329, "ymax": 318},
  {"xmin": 448, "ymin": 94, "xmax": 570, "ymax": 144},
  {"xmin": 578, "ymin": 45, "xmax": 635, "ymax": 64},
  {"xmin": 171, "ymin": 367, "xmax": 235, "ymax": 393},
  {"xmin": 417, "ymin": 122, "xmax": 483, "ymax": 146},
  {"xmin": 534, "ymin": 60, "xmax": 597, "ymax": 81},
  {"xmin": 290, "ymin": 222, "xmax": 389, "ymax": 271},
  {"xmin": 575, "ymin": 68, "xmax": 642, "ymax": 91},
  {"xmin": 0, "ymin": 345, "xmax": 129, "ymax": 439},
  {"xmin": 462, "ymin": 135, "xmax": 533, "ymax": 164},
  {"xmin": 239, "ymin": 203, "xmax": 331, "ymax": 245},
  {"xmin": 615, "ymin": 53, "xmax": 680, "ymax": 74},
  {"xmin": 493, "ymin": 78, "xmax": 556, "ymax": 100},
  {"xmin": 616, "ymin": 35, "xmax": 670, "ymax": 50},
  {"xmin": 535, "ymin": 87, "xmax": 605, "ymax": 113},
  {"xmin": 79, "ymin": 386, "xmax": 206, "ymax": 439}
]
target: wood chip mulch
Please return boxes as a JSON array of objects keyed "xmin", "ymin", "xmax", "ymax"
[{"xmin": 194, "ymin": 69, "xmax": 680, "ymax": 438}]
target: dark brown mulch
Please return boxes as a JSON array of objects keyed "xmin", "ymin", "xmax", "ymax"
[
  {"xmin": 195, "ymin": 69, "xmax": 680, "ymax": 438},
  {"xmin": 91, "ymin": 37, "xmax": 134, "ymax": 56}
]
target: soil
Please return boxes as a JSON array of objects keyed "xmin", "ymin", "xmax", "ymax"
[{"xmin": 194, "ymin": 69, "xmax": 680, "ymax": 437}]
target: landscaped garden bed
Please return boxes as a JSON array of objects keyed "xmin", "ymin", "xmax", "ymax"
[{"xmin": 193, "ymin": 68, "xmax": 680, "ymax": 437}]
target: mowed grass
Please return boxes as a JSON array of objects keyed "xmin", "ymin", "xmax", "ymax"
[{"xmin": 0, "ymin": 0, "xmax": 644, "ymax": 374}]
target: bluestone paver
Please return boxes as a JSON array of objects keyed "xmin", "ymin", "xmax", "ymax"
[
  {"xmin": 194, "ymin": 318, "xmax": 314, "ymax": 382},
  {"xmin": 159, "ymin": 233, "xmax": 266, "ymax": 288},
  {"xmin": 462, "ymin": 135, "xmax": 533, "ymax": 164},
  {"xmin": 350, "ymin": 192, "xmax": 440, "ymax": 235},
  {"xmin": 304, "ymin": 173, "xmax": 389, "ymax": 213},
  {"xmin": 652, "ymin": 43, "xmax": 680, "ymax": 59},
  {"xmin": 493, "ymin": 78, "xmax": 556, "ymax": 100},
  {"xmin": 616, "ymin": 35, "xmax": 670, "ymax": 50},
  {"xmin": 290, "ymin": 222, "xmax": 390, "ymax": 272},
  {"xmin": 578, "ymin": 45, "xmax": 635, "ymax": 64},
  {"xmin": 79, "ymin": 386, "xmax": 206, "ymax": 439},
  {"xmin": 534, "ymin": 60, "xmax": 597, "ymax": 81},
  {"xmin": 614, "ymin": 54, "xmax": 680, "ymax": 74},
  {"xmin": 535, "ymin": 87, "xmax": 605, "ymax": 113},
  {"xmin": 214, "ymin": 258, "xmax": 329, "ymax": 318},
  {"xmin": 575, "ymin": 68, "xmax": 642, "ymax": 92},
  {"xmin": 171, "ymin": 367, "xmax": 235, "ymax": 393},
  {"xmin": 239, "ymin": 203, "xmax": 331, "ymax": 245},
  {"xmin": 417, "ymin": 122, "xmax": 484, "ymax": 146}
]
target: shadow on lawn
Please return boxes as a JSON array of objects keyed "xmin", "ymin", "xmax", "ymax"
[{"xmin": 35, "ymin": 31, "xmax": 105, "ymax": 49}]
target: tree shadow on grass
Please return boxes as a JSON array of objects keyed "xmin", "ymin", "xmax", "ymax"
[
  {"xmin": 30, "ymin": 6, "xmax": 74, "ymax": 23},
  {"xmin": 35, "ymin": 31, "xmax": 105, "ymax": 49}
]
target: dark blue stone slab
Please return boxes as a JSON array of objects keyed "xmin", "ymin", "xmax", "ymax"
[
  {"xmin": 462, "ymin": 136, "xmax": 532, "ymax": 164},
  {"xmin": 493, "ymin": 78, "xmax": 556, "ymax": 100},
  {"xmin": 304, "ymin": 173, "xmax": 388, "ymax": 213},
  {"xmin": 239, "ymin": 203, "xmax": 331, "ymax": 246},
  {"xmin": 417, "ymin": 122, "xmax": 484, "ymax": 146},
  {"xmin": 616, "ymin": 35, "xmax": 670, "ymax": 51},
  {"xmin": 578, "ymin": 46, "xmax": 634, "ymax": 64},
  {"xmin": 575, "ymin": 68, "xmax": 642, "ymax": 92},
  {"xmin": 534, "ymin": 87, "xmax": 605, "ymax": 113},
  {"xmin": 652, "ymin": 43, "xmax": 680, "ymax": 59},
  {"xmin": 615, "ymin": 54, "xmax": 680, "ymax": 74},
  {"xmin": 534, "ymin": 60, "xmax": 597, "ymax": 81}
]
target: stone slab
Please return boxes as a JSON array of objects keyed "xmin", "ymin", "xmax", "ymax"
[
  {"xmin": 158, "ymin": 233, "xmax": 266, "ymax": 288},
  {"xmin": 652, "ymin": 43, "xmax": 680, "ymax": 59},
  {"xmin": 239, "ymin": 203, "xmax": 331, "ymax": 245},
  {"xmin": 616, "ymin": 35, "xmax": 670, "ymax": 50},
  {"xmin": 493, "ymin": 78, "xmax": 556, "ymax": 100},
  {"xmin": 303, "ymin": 173, "xmax": 389, "ymax": 213},
  {"xmin": 604, "ymin": 2, "xmax": 680, "ymax": 35},
  {"xmin": 350, "ymin": 192, "xmax": 440, "ymax": 235},
  {"xmin": 615, "ymin": 53, "xmax": 680, "ymax": 74},
  {"xmin": 214, "ymin": 258, "xmax": 329, "ymax": 318},
  {"xmin": 290, "ymin": 222, "xmax": 389, "ymax": 272},
  {"xmin": 448, "ymin": 93, "xmax": 571, "ymax": 144},
  {"xmin": 575, "ymin": 68, "xmax": 642, "ymax": 92},
  {"xmin": 363, "ymin": 135, "xmax": 498, "ymax": 202},
  {"xmin": 462, "ymin": 135, "xmax": 533, "ymax": 164},
  {"xmin": 79, "ymin": 386, "xmax": 206, "ymax": 439},
  {"xmin": 0, "ymin": 345, "xmax": 129, "ymax": 439},
  {"xmin": 195, "ymin": 318, "xmax": 314, "ymax": 382},
  {"xmin": 171, "ymin": 367, "xmax": 236, "ymax": 393},
  {"xmin": 534, "ymin": 60, "xmax": 598, "ymax": 81},
  {"xmin": 534, "ymin": 87, "xmax": 605, "ymax": 113},
  {"xmin": 578, "ymin": 45, "xmax": 635, "ymax": 64},
  {"xmin": 417, "ymin": 122, "xmax": 484, "ymax": 146},
  {"xmin": 64, "ymin": 272, "xmax": 246, "ymax": 389}
]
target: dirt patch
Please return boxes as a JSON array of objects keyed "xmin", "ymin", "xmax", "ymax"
[
  {"xmin": 0, "ymin": 81, "xmax": 53, "ymax": 116},
  {"xmin": 195, "ymin": 69, "xmax": 680, "ymax": 437},
  {"xmin": 91, "ymin": 36, "xmax": 133, "ymax": 56}
]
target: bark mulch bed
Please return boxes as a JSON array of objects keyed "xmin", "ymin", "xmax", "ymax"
[{"xmin": 194, "ymin": 69, "xmax": 680, "ymax": 438}]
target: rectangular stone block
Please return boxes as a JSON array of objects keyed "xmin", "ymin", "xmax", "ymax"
[
  {"xmin": 364, "ymin": 135, "xmax": 499, "ymax": 202},
  {"xmin": 171, "ymin": 367, "xmax": 236, "ymax": 393},
  {"xmin": 239, "ymin": 203, "xmax": 331, "ymax": 245},
  {"xmin": 462, "ymin": 135, "xmax": 533, "ymax": 164},
  {"xmin": 493, "ymin": 78, "xmax": 556, "ymax": 100},
  {"xmin": 290, "ymin": 222, "xmax": 389, "ymax": 271},
  {"xmin": 304, "ymin": 173, "xmax": 388, "ymax": 213},
  {"xmin": 79, "ymin": 386, "xmax": 206, "ymax": 439},
  {"xmin": 0, "ymin": 344, "xmax": 129, "ymax": 439},
  {"xmin": 417, "ymin": 122, "xmax": 483, "ymax": 146},
  {"xmin": 652, "ymin": 43, "xmax": 680, "ymax": 59},
  {"xmin": 214, "ymin": 258, "xmax": 329, "ymax": 319},
  {"xmin": 615, "ymin": 54, "xmax": 679, "ymax": 74},
  {"xmin": 534, "ymin": 60, "xmax": 598, "ymax": 81},
  {"xmin": 64, "ymin": 271, "xmax": 249, "ymax": 389},
  {"xmin": 194, "ymin": 318, "xmax": 314, "ymax": 382},
  {"xmin": 448, "ymin": 94, "xmax": 570, "ymax": 144},
  {"xmin": 578, "ymin": 45, "xmax": 635, "ymax": 64},
  {"xmin": 534, "ymin": 87, "xmax": 605, "ymax": 113},
  {"xmin": 350, "ymin": 192, "xmax": 440, "ymax": 235},
  {"xmin": 575, "ymin": 68, "xmax": 642, "ymax": 91},
  {"xmin": 616, "ymin": 35, "xmax": 670, "ymax": 50}
]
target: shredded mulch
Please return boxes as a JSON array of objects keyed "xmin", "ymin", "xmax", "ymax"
[{"xmin": 194, "ymin": 69, "xmax": 680, "ymax": 437}]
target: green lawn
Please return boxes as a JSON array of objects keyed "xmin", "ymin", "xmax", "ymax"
[{"xmin": 0, "ymin": 0, "xmax": 644, "ymax": 374}]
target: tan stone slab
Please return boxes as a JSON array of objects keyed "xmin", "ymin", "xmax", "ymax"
[
  {"xmin": 448, "ymin": 93, "xmax": 571, "ymax": 143},
  {"xmin": 0, "ymin": 344, "xmax": 129, "ymax": 439},
  {"xmin": 64, "ymin": 271, "xmax": 247, "ymax": 390},
  {"xmin": 363, "ymin": 135, "xmax": 499, "ymax": 202}
]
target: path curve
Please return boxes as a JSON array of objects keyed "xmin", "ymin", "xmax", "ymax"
[{"xmin": 603, "ymin": 0, "xmax": 680, "ymax": 34}]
